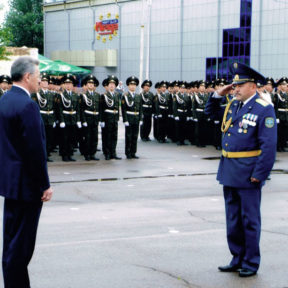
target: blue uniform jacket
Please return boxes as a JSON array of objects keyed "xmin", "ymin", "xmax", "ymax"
[
  {"xmin": 0, "ymin": 86, "xmax": 50, "ymax": 202},
  {"xmin": 205, "ymin": 93, "xmax": 277, "ymax": 188}
]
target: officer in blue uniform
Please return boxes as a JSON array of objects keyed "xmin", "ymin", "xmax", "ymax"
[{"xmin": 205, "ymin": 62, "xmax": 277, "ymax": 277}]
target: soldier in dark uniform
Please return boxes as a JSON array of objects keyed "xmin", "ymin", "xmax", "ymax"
[
  {"xmin": 58, "ymin": 74, "xmax": 81, "ymax": 162},
  {"xmin": 140, "ymin": 80, "xmax": 153, "ymax": 141},
  {"xmin": 193, "ymin": 80, "xmax": 209, "ymax": 147},
  {"xmin": 80, "ymin": 75, "xmax": 101, "ymax": 161},
  {"xmin": 166, "ymin": 81, "xmax": 176, "ymax": 142},
  {"xmin": 155, "ymin": 81, "xmax": 169, "ymax": 143},
  {"xmin": 186, "ymin": 81, "xmax": 197, "ymax": 145},
  {"xmin": 100, "ymin": 78, "xmax": 109, "ymax": 156},
  {"xmin": 205, "ymin": 62, "xmax": 277, "ymax": 277},
  {"xmin": 122, "ymin": 76, "xmax": 143, "ymax": 159},
  {"xmin": 153, "ymin": 82, "xmax": 161, "ymax": 141},
  {"xmin": 99, "ymin": 75, "xmax": 121, "ymax": 160},
  {"xmin": 173, "ymin": 81, "xmax": 188, "ymax": 145},
  {"xmin": 31, "ymin": 73, "xmax": 56, "ymax": 162},
  {"xmin": 274, "ymin": 77, "xmax": 288, "ymax": 152},
  {"xmin": 0, "ymin": 75, "xmax": 11, "ymax": 98}
]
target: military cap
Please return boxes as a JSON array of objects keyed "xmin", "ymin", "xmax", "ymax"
[
  {"xmin": 167, "ymin": 81, "xmax": 174, "ymax": 88},
  {"xmin": 159, "ymin": 81, "xmax": 167, "ymax": 88},
  {"xmin": 179, "ymin": 81, "xmax": 186, "ymax": 88},
  {"xmin": 61, "ymin": 74, "xmax": 76, "ymax": 85},
  {"xmin": 49, "ymin": 77, "xmax": 56, "ymax": 85},
  {"xmin": 230, "ymin": 62, "xmax": 266, "ymax": 85},
  {"xmin": 193, "ymin": 81, "xmax": 198, "ymax": 88},
  {"xmin": 276, "ymin": 77, "xmax": 288, "ymax": 87},
  {"xmin": 41, "ymin": 73, "xmax": 50, "ymax": 82},
  {"xmin": 141, "ymin": 80, "xmax": 152, "ymax": 88},
  {"xmin": 126, "ymin": 76, "xmax": 139, "ymax": 86},
  {"xmin": 155, "ymin": 82, "xmax": 160, "ymax": 89},
  {"xmin": 197, "ymin": 80, "xmax": 206, "ymax": 88},
  {"xmin": 54, "ymin": 78, "xmax": 61, "ymax": 86},
  {"xmin": 84, "ymin": 74, "xmax": 99, "ymax": 87},
  {"xmin": 173, "ymin": 81, "xmax": 180, "ymax": 87},
  {"xmin": 0, "ymin": 75, "xmax": 11, "ymax": 84},
  {"xmin": 265, "ymin": 77, "xmax": 275, "ymax": 87},
  {"xmin": 206, "ymin": 81, "xmax": 213, "ymax": 88},
  {"xmin": 215, "ymin": 78, "xmax": 226, "ymax": 86},
  {"xmin": 257, "ymin": 82, "xmax": 264, "ymax": 88},
  {"xmin": 102, "ymin": 78, "xmax": 108, "ymax": 87},
  {"xmin": 107, "ymin": 75, "xmax": 119, "ymax": 86}
]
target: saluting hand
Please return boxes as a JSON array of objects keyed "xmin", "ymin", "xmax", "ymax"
[
  {"xmin": 41, "ymin": 187, "xmax": 53, "ymax": 202},
  {"xmin": 216, "ymin": 84, "xmax": 234, "ymax": 96}
]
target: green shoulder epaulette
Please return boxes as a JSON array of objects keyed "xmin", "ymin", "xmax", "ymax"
[{"xmin": 256, "ymin": 98, "xmax": 269, "ymax": 107}]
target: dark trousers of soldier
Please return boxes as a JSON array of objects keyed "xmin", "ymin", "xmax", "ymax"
[
  {"xmin": 125, "ymin": 122, "xmax": 139, "ymax": 157},
  {"xmin": 205, "ymin": 119, "xmax": 214, "ymax": 145},
  {"xmin": 175, "ymin": 116, "xmax": 186, "ymax": 144},
  {"xmin": 76, "ymin": 127, "xmax": 85, "ymax": 155},
  {"xmin": 213, "ymin": 122, "xmax": 222, "ymax": 149},
  {"xmin": 44, "ymin": 124, "xmax": 54, "ymax": 155},
  {"xmin": 195, "ymin": 120, "xmax": 206, "ymax": 147},
  {"xmin": 277, "ymin": 122, "xmax": 288, "ymax": 150},
  {"xmin": 61, "ymin": 125, "xmax": 76, "ymax": 157},
  {"xmin": 83, "ymin": 124, "xmax": 98, "ymax": 157},
  {"xmin": 2, "ymin": 198, "xmax": 42, "ymax": 288},
  {"xmin": 167, "ymin": 117, "xmax": 176, "ymax": 142},
  {"xmin": 140, "ymin": 114, "xmax": 152, "ymax": 140},
  {"xmin": 157, "ymin": 113, "xmax": 168, "ymax": 142},
  {"xmin": 102, "ymin": 122, "xmax": 118, "ymax": 157},
  {"xmin": 153, "ymin": 117, "xmax": 159, "ymax": 140},
  {"xmin": 186, "ymin": 120, "xmax": 195, "ymax": 144}
]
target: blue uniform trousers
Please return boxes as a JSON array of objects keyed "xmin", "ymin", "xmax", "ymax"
[
  {"xmin": 2, "ymin": 199, "xmax": 43, "ymax": 288},
  {"xmin": 223, "ymin": 186, "xmax": 261, "ymax": 272}
]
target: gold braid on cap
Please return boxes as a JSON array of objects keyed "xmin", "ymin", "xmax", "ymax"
[{"xmin": 221, "ymin": 98, "xmax": 235, "ymax": 133}]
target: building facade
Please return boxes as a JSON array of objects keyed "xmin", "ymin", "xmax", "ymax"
[{"xmin": 43, "ymin": 0, "xmax": 288, "ymax": 87}]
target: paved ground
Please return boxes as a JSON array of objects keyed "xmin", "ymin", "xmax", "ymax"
[{"xmin": 0, "ymin": 125, "xmax": 287, "ymax": 288}]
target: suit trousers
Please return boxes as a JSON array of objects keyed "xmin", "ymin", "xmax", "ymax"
[
  {"xmin": 125, "ymin": 123, "xmax": 139, "ymax": 156},
  {"xmin": 223, "ymin": 186, "xmax": 261, "ymax": 272},
  {"xmin": 2, "ymin": 198, "xmax": 43, "ymax": 288}
]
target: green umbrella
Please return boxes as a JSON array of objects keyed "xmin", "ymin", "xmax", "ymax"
[{"xmin": 38, "ymin": 54, "xmax": 90, "ymax": 75}]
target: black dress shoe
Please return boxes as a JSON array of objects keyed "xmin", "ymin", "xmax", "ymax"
[
  {"xmin": 239, "ymin": 268, "xmax": 257, "ymax": 277},
  {"xmin": 105, "ymin": 155, "xmax": 111, "ymax": 160},
  {"xmin": 68, "ymin": 156, "xmax": 76, "ymax": 162},
  {"xmin": 62, "ymin": 156, "xmax": 69, "ymax": 162},
  {"xmin": 112, "ymin": 156, "xmax": 122, "ymax": 160},
  {"xmin": 84, "ymin": 156, "xmax": 91, "ymax": 161},
  {"xmin": 147, "ymin": 137, "xmax": 151, "ymax": 141},
  {"xmin": 126, "ymin": 155, "xmax": 132, "ymax": 159},
  {"xmin": 218, "ymin": 264, "xmax": 241, "ymax": 272},
  {"xmin": 132, "ymin": 155, "xmax": 139, "ymax": 159},
  {"xmin": 90, "ymin": 155, "xmax": 99, "ymax": 161}
]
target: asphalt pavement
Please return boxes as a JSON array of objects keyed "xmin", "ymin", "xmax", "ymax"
[{"xmin": 0, "ymin": 124, "xmax": 287, "ymax": 288}]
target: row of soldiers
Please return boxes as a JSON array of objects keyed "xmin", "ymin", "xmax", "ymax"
[{"xmin": 0, "ymin": 72, "xmax": 287, "ymax": 160}]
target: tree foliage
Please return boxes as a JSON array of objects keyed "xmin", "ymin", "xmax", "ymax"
[{"xmin": 4, "ymin": 0, "xmax": 43, "ymax": 53}]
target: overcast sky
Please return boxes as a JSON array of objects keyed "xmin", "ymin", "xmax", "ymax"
[{"xmin": 0, "ymin": 1, "xmax": 9, "ymax": 25}]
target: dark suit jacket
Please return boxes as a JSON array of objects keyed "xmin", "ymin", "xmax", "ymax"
[{"xmin": 0, "ymin": 86, "xmax": 50, "ymax": 202}]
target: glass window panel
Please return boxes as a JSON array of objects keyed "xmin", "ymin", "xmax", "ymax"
[
  {"xmin": 234, "ymin": 44, "xmax": 239, "ymax": 56},
  {"xmin": 245, "ymin": 43, "xmax": 250, "ymax": 56},
  {"xmin": 229, "ymin": 44, "xmax": 234, "ymax": 56},
  {"xmin": 223, "ymin": 44, "xmax": 228, "ymax": 57}
]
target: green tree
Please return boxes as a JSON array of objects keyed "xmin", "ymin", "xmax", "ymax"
[
  {"xmin": 4, "ymin": 0, "xmax": 43, "ymax": 53},
  {"xmin": 0, "ymin": 24, "xmax": 13, "ymax": 60}
]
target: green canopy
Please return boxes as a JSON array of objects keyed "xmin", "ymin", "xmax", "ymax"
[{"xmin": 38, "ymin": 54, "xmax": 90, "ymax": 75}]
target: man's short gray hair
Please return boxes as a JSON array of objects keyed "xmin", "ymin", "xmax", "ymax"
[{"xmin": 11, "ymin": 56, "xmax": 39, "ymax": 82}]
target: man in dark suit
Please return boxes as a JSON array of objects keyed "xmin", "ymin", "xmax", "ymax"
[
  {"xmin": 205, "ymin": 62, "xmax": 277, "ymax": 277},
  {"xmin": 0, "ymin": 56, "xmax": 53, "ymax": 288}
]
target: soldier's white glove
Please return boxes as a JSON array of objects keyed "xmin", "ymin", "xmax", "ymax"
[
  {"xmin": 154, "ymin": 115, "xmax": 158, "ymax": 119},
  {"xmin": 82, "ymin": 122, "xmax": 88, "ymax": 127},
  {"xmin": 276, "ymin": 119, "xmax": 280, "ymax": 124},
  {"xmin": 158, "ymin": 114, "xmax": 162, "ymax": 118},
  {"xmin": 53, "ymin": 122, "xmax": 56, "ymax": 128},
  {"xmin": 139, "ymin": 121, "xmax": 143, "ymax": 126},
  {"xmin": 60, "ymin": 122, "xmax": 66, "ymax": 128},
  {"xmin": 175, "ymin": 116, "xmax": 180, "ymax": 121},
  {"xmin": 194, "ymin": 118, "xmax": 198, "ymax": 122},
  {"xmin": 186, "ymin": 117, "xmax": 190, "ymax": 121},
  {"xmin": 190, "ymin": 117, "xmax": 194, "ymax": 121},
  {"xmin": 100, "ymin": 122, "xmax": 105, "ymax": 128},
  {"xmin": 124, "ymin": 121, "xmax": 129, "ymax": 126},
  {"xmin": 77, "ymin": 122, "xmax": 82, "ymax": 129},
  {"xmin": 214, "ymin": 120, "xmax": 220, "ymax": 124},
  {"xmin": 207, "ymin": 118, "xmax": 211, "ymax": 122}
]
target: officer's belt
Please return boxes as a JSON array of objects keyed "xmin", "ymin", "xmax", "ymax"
[
  {"xmin": 196, "ymin": 108, "xmax": 204, "ymax": 112},
  {"xmin": 143, "ymin": 104, "xmax": 152, "ymax": 108},
  {"xmin": 127, "ymin": 111, "xmax": 139, "ymax": 115},
  {"xmin": 63, "ymin": 110, "xmax": 76, "ymax": 115},
  {"xmin": 177, "ymin": 109, "xmax": 187, "ymax": 112},
  {"xmin": 159, "ymin": 106, "xmax": 168, "ymax": 110},
  {"xmin": 84, "ymin": 110, "xmax": 99, "ymax": 115},
  {"xmin": 222, "ymin": 149, "xmax": 262, "ymax": 158},
  {"xmin": 105, "ymin": 109, "xmax": 118, "ymax": 114},
  {"xmin": 278, "ymin": 108, "xmax": 288, "ymax": 112},
  {"xmin": 40, "ymin": 110, "xmax": 54, "ymax": 115}
]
